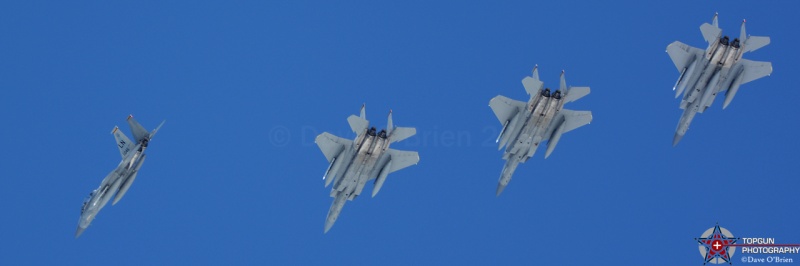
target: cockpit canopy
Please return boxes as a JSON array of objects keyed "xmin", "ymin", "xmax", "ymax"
[{"xmin": 80, "ymin": 190, "xmax": 96, "ymax": 214}]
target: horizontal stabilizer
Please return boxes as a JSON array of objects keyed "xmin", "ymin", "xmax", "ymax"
[
  {"xmin": 560, "ymin": 109, "xmax": 592, "ymax": 134},
  {"xmin": 389, "ymin": 127, "xmax": 416, "ymax": 143},
  {"xmin": 112, "ymin": 126, "xmax": 134, "ymax": 159},
  {"xmin": 738, "ymin": 59, "xmax": 772, "ymax": 85},
  {"xmin": 744, "ymin": 36, "xmax": 770, "ymax": 53},
  {"xmin": 149, "ymin": 120, "xmax": 166, "ymax": 140},
  {"xmin": 563, "ymin": 87, "xmax": 590, "ymax": 103},
  {"xmin": 700, "ymin": 23, "xmax": 722, "ymax": 44},
  {"xmin": 740, "ymin": 18, "xmax": 770, "ymax": 53},
  {"xmin": 385, "ymin": 110, "xmax": 416, "ymax": 143},
  {"xmin": 386, "ymin": 149, "xmax": 419, "ymax": 173},
  {"xmin": 347, "ymin": 115, "xmax": 369, "ymax": 135},
  {"xmin": 315, "ymin": 132, "xmax": 351, "ymax": 162},
  {"xmin": 489, "ymin": 95, "xmax": 525, "ymax": 125},
  {"xmin": 127, "ymin": 115, "xmax": 149, "ymax": 143},
  {"xmin": 522, "ymin": 76, "xmax": 543, "ymax": 96}
]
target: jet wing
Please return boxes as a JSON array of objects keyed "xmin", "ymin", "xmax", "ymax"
[
  {"xmin": 666, "ymin": 41, "xmax": 704, "ymax": 72},
  {"xmin": 559, "ymin": 109, "xmax": 592, "ymax": 134},
  {"xmin": 315, "ymin": 132, "xmax": 352, "ymax": 163},
  {"xmin": 489, "ymin": 95, "xmax": 525, "ymax": 125},
  {"xmin": 738, "ymin": 59, "xmax": 772, "ymax": 85},
  {"xmin": 386, "ymin": 149, "xmax": 419, "ymax": 174}
]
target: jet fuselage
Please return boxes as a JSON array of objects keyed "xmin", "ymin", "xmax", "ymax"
[
  {"xmin": 325, "ymin": 128, "xmax": 392, "ymax": 231},
  {"xmin": 495, "ymin": 88, "xmax": 569, "ymax": 195},
  {"xmin": 78, "ymin": 145, "xmax": 146, "ymax": 230},
  {"xmin": 77, "ymin": 140, "xmax": 151, "ymax": 238},
  {"xmin": 674, "ymin": 35, "xmax": 745, "ymax": 145},
  {"xmin": 490, "ymin": 68, "xmax": 592, "ymax": 195},
  {"xmin": 502, "ymin": 89, "xmax": 565, "ymax": 162}
]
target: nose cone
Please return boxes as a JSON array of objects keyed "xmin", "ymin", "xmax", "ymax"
[
  {"xmin": 79, "ymin": 212, "xmax": 94, "ymax": 228},
  {"xmin": 496, "ymin": 183, "xmax": 507, "ymax": 197},
  {"xmin": 324, "ymin": 220, "xmax": 334, "ymax": 234},
  {"xmin": 75, "ymin": 226, "xmax": 87, "ymax": 238},
  {"xmin": 672, "ymin": 133, "xmax": 684, "ymax": 147}
]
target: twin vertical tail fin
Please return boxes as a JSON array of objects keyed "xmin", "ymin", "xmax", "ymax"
[
  {"xmin": 387, "ymin": 110, "xmax": 393, "ymax": 135},
  {"xmin": 712, "ymin": 12, "xmax": 718, "ymax": 28},
  {"xmin": 700, "ymin": 13, "xmax": 722, "ymax": 45},
  {"xmin": 740, "ymin": 19, "xmax": 746, "ymax": 41},
  {"xmin": 112, "ymin": 126, "xmax": 134, "ymax": 158},
  {"xmin": 346, "ymin": 105, "xmax": 415, "ymax": 143},
  {"xmin": 740, "ymin": 19, "xmax": 770, "ymax": 53},
  {"xmin": 387, "ymin": 110, "xmax": 416, "ymax": 143},
  {"xmin": 347, "ymin": 104, "xmax": 369, "ymax": 134},
  {"xmin": 560, "ymin": 71, "xmax": 591, "ymax": 103}
]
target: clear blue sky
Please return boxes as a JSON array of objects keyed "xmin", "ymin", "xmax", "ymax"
[{"xmin": 1, "ymin": 1, "xmax": 798, "ymax": 265}]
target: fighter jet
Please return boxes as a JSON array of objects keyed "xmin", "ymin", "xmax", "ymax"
[
  {"xmin": 76, "ymin": 115, "xmax": 164, "ymax": 238},
  {"xmin": 667, "ymin": 13, "xmax": 772, "ymax": 146},
  {"xmin": 315, "ymin": 105, "xmax": 419, "ymax": 233},
  {"xmin": 490, "ymin": 67, "xmax": 592, "ymax": 196}
]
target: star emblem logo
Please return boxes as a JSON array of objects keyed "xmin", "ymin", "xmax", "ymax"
[{"xmin": 696, "ymin": 224, "xmax": 741, "ymax": 265}]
